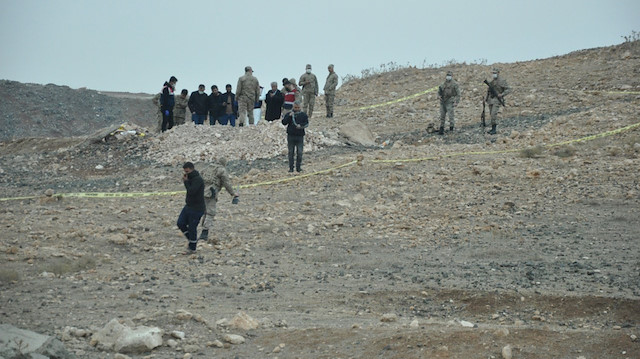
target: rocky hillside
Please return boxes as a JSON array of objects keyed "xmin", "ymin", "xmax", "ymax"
[
  {"xmin": 0, "ymin": 41, "xmax": 639, "ymax": 359},
  {"xmin": 0, "ymin": 81, "xmax": 157, "ymax": 141}
]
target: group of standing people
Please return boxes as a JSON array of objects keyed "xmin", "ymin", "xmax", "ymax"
[
  {"xmin": 438, "ymin": 68, "xmax": 510, "ymax": 135},
  {"xmin": 155, "ymin": 64, "xmax": 339, "ymax": 132},
  {"xmin": 167, "ymin": 64, "xmax": 339, "ymax": 255}
]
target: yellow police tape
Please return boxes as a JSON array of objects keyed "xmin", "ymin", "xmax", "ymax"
[
  {"xmin": 2, "ymin": 121, "xmax": 638, "ymax": 202},
  {"xmin": 341, "ymin": 85, "xmax": 637, "ymax": 113},
  {"xmin": 347, "ymin": 86, "xmax": 439, "ymax": 111}
]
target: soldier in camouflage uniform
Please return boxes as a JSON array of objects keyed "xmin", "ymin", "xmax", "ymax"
[
  {"xmin": 437, "ymin": 71, "xmax": 460, "ymax": 135},
  {"xmin": 236, "ymin": 66, "xmax": 260, "ymax": 126},
  {"xmin": 299, "ymin": 64, "xmax": 319, "ymax": 118},
  {"xmin": 173, "ymin": 89, "xmax": 189, "ymax": 126},
  {"xmin": 199, "ymin": 158, "xmax": 239, "ymax": 244},
  {"xmin": 485, "ymin": 68, "xmax": 510, "ymax": 135},
  {"xmin": 323, "ymin": 64, "xmax": 338, "ymax": 118}
]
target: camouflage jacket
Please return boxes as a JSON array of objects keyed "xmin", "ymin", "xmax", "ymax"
[
  {"xmin": 299, "ymin": 73, "xmax": 319, "ymax": 95},
  {"xmin": 174, "ymin": 95, "xmax": 189, "ymax": 117},
  {"xmin": 438, "ymin": 80, "xmax": 460, "ymax": 103},
  {"xmin": 236, "ymin": 73, "xmax": 260, "ymax": 102},
  {"xmin": 486, "ymin": 76, "xmax": 510, "ymax": 105},
  {"xmin": 324, "ymin": 72, "xmax": 339, "ymax": 94},
  {"xmin": 203, "ymin": 163, "xmax": 236, "ymax": 200}
]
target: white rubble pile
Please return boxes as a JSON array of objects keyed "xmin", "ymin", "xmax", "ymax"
[{"xmin": 145, "ymin": 121, "xmax": 343, "ymax": 165}]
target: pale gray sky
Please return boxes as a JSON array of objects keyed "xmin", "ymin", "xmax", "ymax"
[{"xmin": 1, "ymin": 0, "xmax": 638, "ymax": 94}]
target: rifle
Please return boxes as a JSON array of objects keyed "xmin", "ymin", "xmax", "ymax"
[
  {"xmin": 480, "ymin": 97, "xmax": 486, "ymax": 127},
  {"xmin": 484, "ymin": 79, "xmax": 506, "ymax": 107}
]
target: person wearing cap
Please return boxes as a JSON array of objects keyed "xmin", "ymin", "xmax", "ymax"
[
  {"xmin": 174, "ymin": 89, "xmax": 189, "ymax": 126},
  {"xmin": 485, "ymin": 68, "xmax": 511, "ymax": 135},
  {"xmin": 299, "ymin": 64, "xmax": 319, "ymax": 118},
  {"xmin": 282, "ymin": 79, "xmax": 299, "ymax": 118},
  {"xmin": 198, "ymin": 158, "xmax": 239, "ymax": 244},
  {"xmin": 437, "ymin": 71, "xmax": 460, "ymax": 135},
  {"xmin": 236, "ymin": 66, "xmax": 261, "ymax": 126},
  {"xmin": 323, "ymin": 64, "xmax": 339, "ymax": 118}
]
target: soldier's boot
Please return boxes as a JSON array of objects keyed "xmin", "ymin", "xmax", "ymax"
[
  {"xmin": 450, "ymin": 125, "xmax": 454, "ymax": 132},
  {"xmin": 199, "ymin": 229, "xmax": 208, "ymax": 241},
  {"xmin": 488, "ymin": 124, "xmax": 497, "ymax": 135},
  {"xmin": 438, "ymin": 126, "xmax": 444, "ymax": 135}
]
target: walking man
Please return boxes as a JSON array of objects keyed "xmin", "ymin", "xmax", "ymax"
[
  {"xmin": 177, "ymin": 162, "xmax": 205, "ymax": 254},
  {"xmin": 323, "ymin": 64, "xmax": 338, "ymax": 118},
  {"xmin": 437, "ymin": 71, "xmax": 460, "ymax": 135},
  {"xmin": 199, "ymin": 158, "xmax": 239, "ymax": 244},
  {"xmin": 299, "ymin": 64, "xmax": 319, "ymax": 117}
]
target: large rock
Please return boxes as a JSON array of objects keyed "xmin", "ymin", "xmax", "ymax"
[
  {"xmin": 0, "ymin": 324, "xmax": 76, "ymax": 359},
  {"xmin": 228, "ymin": 311, "xmax": 259, "ymax": 330},
  {"xmin": 338, "ymin": 119, "xmax": 377, "ymax": 146},
  {"xmin": 90, "ymin": 319, "xmax": 163, "ymax": 354}
]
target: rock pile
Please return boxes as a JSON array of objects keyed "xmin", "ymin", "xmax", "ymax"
[{"xmin": 145, "ymin": 121, "xmax": 344, "ymax": 165}]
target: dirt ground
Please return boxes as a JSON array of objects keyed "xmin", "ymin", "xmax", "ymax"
[{"xmin": 1, "ymin": 41, "xmax": 639, "ymax": 358}]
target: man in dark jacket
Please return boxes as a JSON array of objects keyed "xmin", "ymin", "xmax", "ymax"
[
  {"xmin": 281, "ymin": 102, "xmax": 309, "ymax": 172},
  {"xmin": 208, "ymin": 85, "xmax": 224, "ymax": 125},
  {"xmin": 219, "ymin": 84, "xmax": 238, "ymax": 126},
  {"xmin": 160, "ymin": 76, "xmax": 177, "ymax": 132},
  {"xmin": 264, "ymin": 81, "xmax": 284, "ymax": 122},
  {"xmin": 188, "ymin": 84, "xmax": 209, "ymax": 125},
  {"xmin": 177, "ymin": 162, "xmax": 205, "ymax": 254}
]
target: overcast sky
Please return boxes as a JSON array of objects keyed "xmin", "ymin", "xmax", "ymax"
[{"xmin": 1, "ymin": 0, "xmax": 638, "ymax": 94}]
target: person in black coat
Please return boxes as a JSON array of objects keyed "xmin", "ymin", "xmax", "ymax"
[
  {"xmin": 208, "ymin": 85, "xmax": 224, "ymax": 125},
  {"xmin": 188, "ymin": 84, "xmax": 209, "ymax": 125},
  {"xmin": 264, "ymin": 81, "xmax": 284, "ymax": 122},
  {"xmin": 177, "ymin": 162, "xmax": 205, "ymax": 253},
  {"xmin": 281, "ymin": 102, "xmax": 309, "ymax": 172}
]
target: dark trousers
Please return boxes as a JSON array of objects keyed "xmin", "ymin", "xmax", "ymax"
[
  {"xmin": 177, "ymin": 206, "xmax": 204, "ymax": 251},
  {"xmin": 162, "ymin": 109, "xmax": 174, "ymax": 132},
  {"xmin": 209, "ymin": 112, "xmax": 219, "ymax": 125},
  {"xmin": 219, "ymin": 114, "xmax": 236, "ymax": 126},
  {"xmin": 287, "ymin": 134, "xmax": 304, "ymax": 171}
]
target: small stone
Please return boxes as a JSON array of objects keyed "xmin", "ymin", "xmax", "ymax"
[
  {"xmin": 207, "ymin": 340, "xmax": 224, "ymax": 348},
  {"xmin": 630, "ymin": 334, "xmax": 638, "ymax": 341},
  {"xmin": 223, "ymin": 334, "xmax": 245, "ymax": 345},
  {"xmin": 114, "ymin": 354, "xmax": 132, "ymax": 359},
  {"xmin": 171, "ymin": 330, "xmax": 185, "ymax": 339},
  {"xmin": 459, "ymin": 320, "xmax": 475, "ymax": 328},
  {"xmin": 44, "ymin": 188, "xmax": 55, "ymax": 197},
  {"xmin": 410, "ymin": 319, "xmax": 419, "ymax": 328},
  {"xmin": 380, "ymin": 313, "xmax": 398, "ymax": 322},
  {"xmin": 502, "ymin": 344, "xmax": 513, "ymax": 359},
  {"xmin": 166, "ymin": 339, "xmax": 178, "ymax": 348}
]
